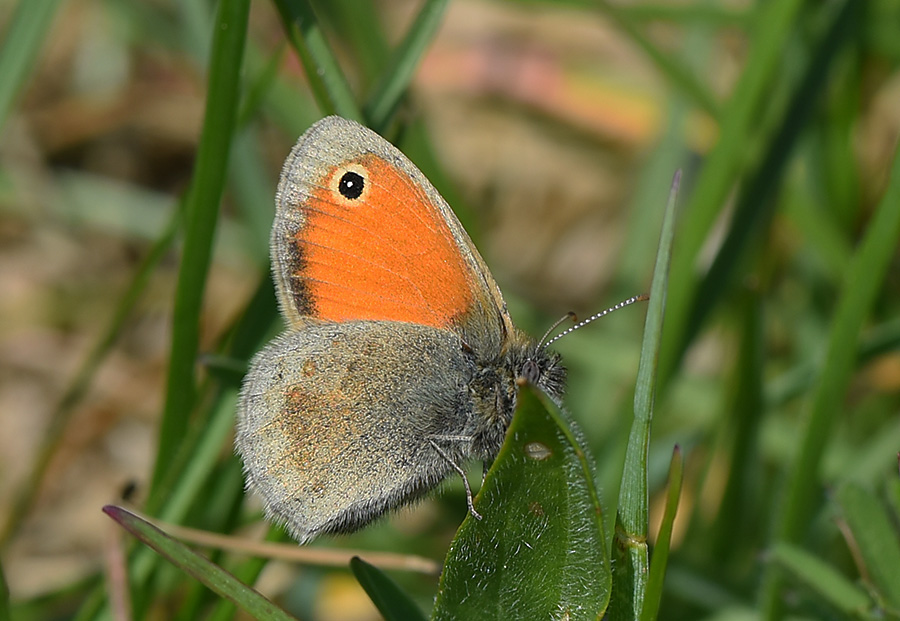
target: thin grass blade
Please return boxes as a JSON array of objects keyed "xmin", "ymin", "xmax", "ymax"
[
  {"xmin": 836, "ymin": 483, "xmax": 900, "ymax": 613},
  {"xmin": 0, "ymin": 208, "xmax": 179, "ymax": 547},
  {"xmin": 272, "ymin": 0, "xmax": 361, "ymax": 120},
  {"xmin": 363, "ymin": 0, "xmax": 449, "ymax": 132},
  {"xmin": 152, "ymin": 0, "xmax": 250, "ymax": 490},
  {"xmin": 318, "ymin": 0, "xmax": 388, "ymax": 81},
  {"xmin": 611, "ymin": 170, "xmax": 679, "ymax": 618},
  {"xmin": 0, "ymin": 0, "xmax": 63, "ymax": 133},
  {"xmin": 679, "ymin": 0, "xmax": 860, "ymax": 354},
  {"xmin": 103, "ymin": 506, "xmax": 296, "ymax": 621},
  {"xmin": 656, "ymin": 0, "xmax": 806, "ymax": 390},
  {"xmin": 0, "ymin": 559, "xmax": 9, "ymax": 621},
  {"xmin": 761, "ymin": 130, "xmax": 900, "ymax": 617},
  {"xmin": 351, "ymin": 557, "xmax": 427, "ymax": 621},
  {"xmin": 640, "ymin": 446, "xmax": 684, "ymax": 621},
  {"xmin": 770, "ymin": 542, "xmax": 872, "ymax": 616}
]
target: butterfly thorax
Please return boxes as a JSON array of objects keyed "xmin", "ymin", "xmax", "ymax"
[{"xmin": 467, "ymin": 331, "xmax": 566, "ymax": 461}]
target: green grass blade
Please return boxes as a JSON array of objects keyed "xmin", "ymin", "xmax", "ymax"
[
  {"xmin": 615, "ymin": 0, "xmax": 718, "ymax": 291},
  {"xmin": 761, "ymin": 135, "xmax": 900, "ymax": 616},
  {"xmin": 0, "ymin": 0, "xmax": 63, "ymax": 133},
  {"xmin": 246, "ymin": 41, "xmax": 319, "ymax": 135},
  {"xmin": 656, "ymin": 0, "xmax": 806, "ymax": 389},
  {"xmin": 238, "ymin": 44, "xmax": 285, "ymax": 129},
  {"xmin": 363, "ymin": 0, "xmax": 449, "ymax": 132},
  {"xmin": 228, "ymin": 129, "xmax": 276, "ymax": 263},
  {"xmin": 152, "ymin": 0, "xmax": 250, "ymax": 490},
  {"xmin": 271, "ymin": 0, "xmax": 361, "ymax": 120},
  {"xmin": 316, "ymin": 0, "xmax": 388, "ymax": 81},
  {"xmin": 157, "ymin": 391, "xmax": 242, "ymax": 533},
  {"xmin": 889, "ymin": 477, "xmax": 900, "ymax": 529},
  {"xmin": 165, "ymin": 460, "xmax": 247, "ymax": 620},
  {"xmin": 783, "ymin": 189, "xmax": 853, "ymax": 281},
  {"xmin": 611, "ymin": 171, "xmax": 679, "ymax": 619},
  {"xmin": 206, "ymin": 527, "xmax": 290, "ymax": 621},
  {"xmin": 679, "ymin": 0, "xmax": 859, "ymax": 353},
  {"xmin": 73, "ymin": 280, "xmax": 276, "ymax": 620},
  {"xmin": 351, "ymin": 557, "xmax": 427, "ymax": 621},
  {"xmin": 133, "ymin": 277, "xmax": 277, "ymax": 601},
  {"xmin": 640, "ymin": 445, "xmax": 683, "ymax": 621},
  {"xmin": 709, "ymin": 293, "xmax": 763, "ymax": 561},
  {"xmin": 230, "ymin": 47, "xmax": 287, "ymax": 261},
  {"xmin": 769, "ymin": 542, "xmax": 872, "ymax": 616},
  {"xmin": 0, "ymin": 209, "xmax": 179, "ymax": 548},
  {"xmin": 820, "ymin": 60, "xmax": 862, "ymax": 230},
  {"xmin": 134, "ymin": 389, "xmax": 241, "ymax": 594},
  {"xmin": 103, "ymin": 506, "xmax": 296, "ymax": 621},
  {"xmin": 836, "ymin": 483, "xmax": 900, "ymax": 613},
  {"xmin": 0, "ymin": 559, "xmax": 9, "ymax": 621},
  {"xmin": 434, "ymin": 386, "xmax": 611, "ymax": 620},
  {"xmin": 79, "ymin": 397, "xmax": 239, "ymax": 619}
]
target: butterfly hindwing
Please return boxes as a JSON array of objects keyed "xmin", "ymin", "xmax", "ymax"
[{"xmin": 237, "ymin": 320, "xmax": 473, "ymax": 542}]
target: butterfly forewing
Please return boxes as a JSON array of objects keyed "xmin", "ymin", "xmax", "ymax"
[{"xmin": 272, "ymin": 117, "xmax": 510, "ymax": 348}]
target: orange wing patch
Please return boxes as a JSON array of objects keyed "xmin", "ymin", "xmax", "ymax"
[{"xmin": 293, "ymin": 154, "xmax": 475, "ymax": 328}]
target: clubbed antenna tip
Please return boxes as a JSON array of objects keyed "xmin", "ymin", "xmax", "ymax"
[{"xmin": 542, "ymin": 294, "xmax": 649, "ymax": 349}]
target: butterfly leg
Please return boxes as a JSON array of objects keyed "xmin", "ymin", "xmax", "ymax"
[{"xmin": 428, "ymin": 439, "xmax": 482, "ymax": 520}]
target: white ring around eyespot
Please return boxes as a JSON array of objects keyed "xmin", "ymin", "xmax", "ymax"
[{"xmin": 329, "ymin": 162, "xmax": 370, "ymax": 205}]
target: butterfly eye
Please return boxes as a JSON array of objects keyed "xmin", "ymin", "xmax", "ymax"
[
  {"xmin": 521, "ymin": 359, "xmax": 541, "ymax": 385},
  {"xmin": 338, "ymin": 171, "xmax": 365, "ymax": 200}
]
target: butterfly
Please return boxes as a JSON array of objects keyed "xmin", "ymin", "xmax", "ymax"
[{"xmin": 235, "ymin": 116, "xmax": 566, "ymax": 543}]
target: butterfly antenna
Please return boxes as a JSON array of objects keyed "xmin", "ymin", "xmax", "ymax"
[
  {"xmin": 542, "ymin": 294, "xmax": 649, "ymax": 349},
  {"xmin": 537, "ymin": 311, "xmax": 577, "ymax": 350}
]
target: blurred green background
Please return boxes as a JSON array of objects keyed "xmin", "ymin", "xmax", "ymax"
[{"xmin": 1, "ymin": 0, "xmax": 899, "ymax": 619}]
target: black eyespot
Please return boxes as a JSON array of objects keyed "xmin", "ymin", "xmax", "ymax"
[{"xmin": 338, "ymin": 171, "xmax": 365, "ymax": 199}]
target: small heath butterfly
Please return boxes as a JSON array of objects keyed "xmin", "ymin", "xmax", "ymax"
[{"xmin": 236, "ymin": 116, "xmax": 570, "ymax": 543}]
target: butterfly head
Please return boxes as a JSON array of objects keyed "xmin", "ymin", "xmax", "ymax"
[
  {"xmin": 518, "ymin": 340, "xmax": 566, "ymax": 401},
  {"xmin": 500, "ymin": 294, "xmax": 651, "ymax": 416}
]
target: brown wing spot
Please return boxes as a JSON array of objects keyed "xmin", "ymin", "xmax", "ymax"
[
  {"xmin": 285, "ymin": 386, "xmax": 307, "ymax": 413},
  {"xmin": 285, "ymin": 235, "xmax": 316, "ymax": 318}
]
